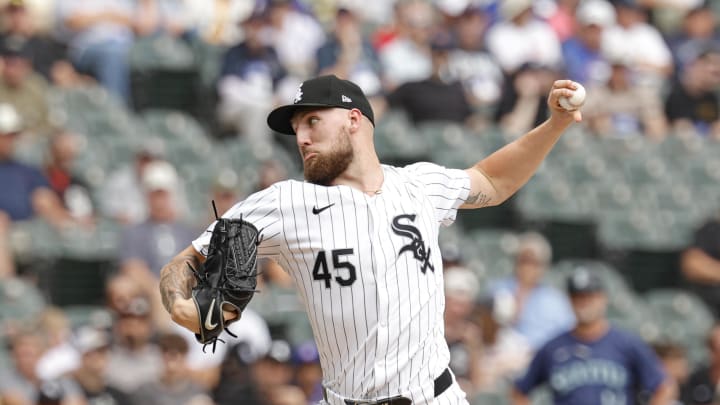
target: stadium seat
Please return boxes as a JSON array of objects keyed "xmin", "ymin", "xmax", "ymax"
[
  {"xmin": 0, "ymin": 277, "xmax": 46, "ymax": 324},
  {"xmin": 130, "ymin": 35, "xmax": 195, "ymax": 72},
  {"xmin": 597, "ymin": 137, "xmax": 650, "ymax": 165},
  {"xmin": 62, "ymin": 305, "xmax": 113, "ymax": 329},
  {"xmin": 644, "ymin": 289, "xmax": 714, "ymax": 342},
  {"xmin": 621, "ymin": 156, "xmax": 669, "ymax": 184},
  {"xmin": 598, "ymin": 210, "xmax": 661, "ymax": 251},
  {"xmin": 461, "ymin": 229, "xmax": 518, "ymax": 280},
  {"xmin": 471, "ymin": 391, "xmax": 510, "ymax": 405},
  {"xmin": 516, "ymin": 178, "xmax": 585, "ymax": 221}
]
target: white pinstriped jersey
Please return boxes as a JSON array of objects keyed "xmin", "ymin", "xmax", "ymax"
[{"xmin": 192, "ymin": 162, "xmax": 471, "ymax": 403}]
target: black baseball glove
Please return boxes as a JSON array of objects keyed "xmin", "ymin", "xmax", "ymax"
[{"xmin": 188, "ymin": 203, "xmax": 261, "ymax": 351}]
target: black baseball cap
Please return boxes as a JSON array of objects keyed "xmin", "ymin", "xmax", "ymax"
[
  {"xmin": 566, "ymin": 267, "xmax": 604, "ymax": 295},
  {"xmin": 267, "ymin": 75, "xmax": 375, "ymax": 135}
]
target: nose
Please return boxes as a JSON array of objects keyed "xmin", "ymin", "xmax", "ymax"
[{"xmin": 296, "ymin": 128, "xmax": 312, "ymax": 148}]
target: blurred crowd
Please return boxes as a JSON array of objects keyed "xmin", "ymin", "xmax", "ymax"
[{"xmin": 0, "ymin": 0, "xmax": 719, "ymax": 404}]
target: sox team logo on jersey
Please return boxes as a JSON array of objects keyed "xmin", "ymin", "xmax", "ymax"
[{"xmin": 391, "ymin": 214, "xmax": 434, "ymax": 273}]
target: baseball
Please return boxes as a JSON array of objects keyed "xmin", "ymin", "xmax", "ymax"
[{"xmin": 558, "ymin": 82, "xmax": 586, "ymax": 111}]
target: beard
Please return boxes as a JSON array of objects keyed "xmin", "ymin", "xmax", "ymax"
[{"xmin": 303, "ymin": 126, "xmax": 354, "ymax": 186}]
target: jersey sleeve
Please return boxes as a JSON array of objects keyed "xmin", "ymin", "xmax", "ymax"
[
  {"xmin": 628, "ymin": 332, "xmax": 666, "ymax": 394},
  {"xmin": 514, "ymin": 343, "xmax": 550, "ymax": 394},
  {"xmin": 401, "ymin": 162, "xmax": 471, "ymax": 226},
  {"xmin": 192, "ymin": 185, "xmax": 282, "ymax": 259}
]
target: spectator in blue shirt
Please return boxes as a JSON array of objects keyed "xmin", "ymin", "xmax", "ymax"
[
  {"xmin": 0, "ymin": 103, "xmax": 70, "ymax": 226},
  {"xmin": 511, "ymin": 268, "xmax": 674, "ymax": 405},
  {"xmin": 561, "ymin": 0, "xmax": 615, "ymax": 86},
  {"xmin": 490, "ymin": 232, "xmax": 575, "ymax": 350},
  {"xmin": 216, "ymin": 9, "xmax": 288, "ymax": 148}
]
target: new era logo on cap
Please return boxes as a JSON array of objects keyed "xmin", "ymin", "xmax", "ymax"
[{"xmin": 266, "ymin": 75, "xmax": 375, "ymax": 135}]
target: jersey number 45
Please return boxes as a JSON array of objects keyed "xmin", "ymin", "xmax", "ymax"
[{"xmin": 312, "ymin": 249, "xmax": 357, "ymax": 288}]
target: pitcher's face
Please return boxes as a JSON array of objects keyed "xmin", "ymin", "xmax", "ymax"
[{"xmin": 293, "ymin": 108, "xmax": 355, "ymax": 186}]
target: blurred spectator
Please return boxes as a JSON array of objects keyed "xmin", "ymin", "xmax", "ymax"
[
  {"xmin": 681, "ymin": 213, "xmax": 720, "ymax": 318},
  {"xmin": 212, "ymin": 341, "xmax": 263, "ymax": 405},
  {"xmin": 266, "ymin": 385, "xmax": 307, "ymax": 405},
  {"xmin": 35, "ymin": 308, "xmax": 79, "ymax": 381},
  {"xmin": 378, "ymin": 0, "xmax": 435, "ymax": 90},
  {"xmin": 315, "ymin": 6, "xmax": 384, "ymax": 112},
  {"xmin": 216, "ymin": 10, "xmax": 287, "ymax": 147},
  {"xmin": 131, "ymin": 332, "xmax": 211, "ymax": 405},
  {"xmin": 387, "ymin": 32, "xmax": 474, "ymax": 126},
  {"xmin": 204, "ymin": 168, "xmax": 245, "ymax": 226},
  {"xmin": 105, "ymin": 272, "xmax": 145, "ymax": 316},
  {"xmin": 291, "ymin": 341, "xmax": 323, "ymax": 403},
  {"xmin": 486, "ymin": 0, "xmax": 562, "ymax": 74},
  {"xmin": 266, "ymin": 0, "xmax": 325, "ymax": 77},
  {"xmin": 561, "ymin": 0, "xmax": 615, "ymax": 86},
  {"xmin": 445, "ymin": 6, "xmax": 504, "ymax": 112},
  {"xmin": 603, "ymin": 0, "xmax": 673, "ymax": 88},
  {"xmin": 119, "ymin": 160, "xmax": 196, "ymax": 327},
  {"xmin": 100, "ymin": 140, "xmax": 189, "ymax": 225},
  {"xmin": 443, "ymin": 266, "xmax": 482, "ymax": 393},
  {"xmin": 183, "ymin": 0, "xmax": 254, "ymax": 46},
  {"xmin": 68, "ymin": 326, "xmax": 132, "ymax": 405},
  {"xmin": 0, "ymin": 0, "xmax": 72, "ymax": 83},
  {"xmin": 119, "ymin": 160, "xmax": 197, "ymax": 278},
  {"xmin": 250, "ymin": 339, "xmax": 296, "ymax": 403},
  {"xmin": 0, "ymin": 210, "xmax": 14, "ymax": 278},
  {"xmin": 583, "ymin": 55, "xmax": 667, "ymax": 139},
  {"xmin": 489, "ymin": 232, "xmax": 575, "ymax": 350},
  {"xmin": 511, "ymin": 268, "xmax": 673, "ymax": 404},
  {"xmin": 105, "ymin": 295, "xmax": 163, "ymax": 395},
  {"xmin": 546, "ymin": 0, "xmax": 579, "ymax": 42},
  {"xmin": 681, "ymin": 323, "xmax": 720, "ymax": 404},
  {"xmin": 256, "ymin": 158, "xmax": 290, "ymax": 191},
  {"xmin": 0, "ymin": 330, "xmax": 85, "ymax": 405},
  {"xmin": 470, "ymin": 291, "xmax": 531, "ymax": 394},
  {"xmin": 494, "ymin": 63, "xmax": 560, "ymax": 136},
  {"xmin": 668, "ymin": 4, "xmax": 720, "ymax": 76},
  {"xmin": 170, "ymin": 306, "xmax": 272, "ymax": 392},
  {"xmin": 42, "ymin": 131, "xmax": 95, "ymax": 224},
  {"xmin": 0, "ymin": 39, "xmax": 51, "ymax": 137},
  {"xmin": 133, "ymin": 0, "xmax": 197, "ymax": 39},
  {"xmin": 0, "ymin": 103, "xmax": 72, "ymax": 226},
  {"xmin": 56, "ymin": 0, "xmax": 135, "ymax": 103},
  {"xmin": 653, "ymin": 341, "xmax": 689, "ymax": 403},
  {"xmin": 664, "ymin": 48, "xmax": 720, "ymax": 138}
]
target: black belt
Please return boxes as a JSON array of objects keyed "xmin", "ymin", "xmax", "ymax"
[
  {"xmin": 323, "ymin": 367, "xmax": 453, "ymax": 405},
  {"xmin": 434, "ymin": 367, "xmax": 453, "ymax": 397}
]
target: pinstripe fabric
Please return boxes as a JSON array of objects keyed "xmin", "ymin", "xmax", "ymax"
[{"xmin": 192, "ymin": 163, "xmax": 471, "ymax": 403}]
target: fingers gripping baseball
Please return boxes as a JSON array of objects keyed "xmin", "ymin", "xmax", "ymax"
[{"xmin": 548, "ymin": 80, "xmax": 584, "ymax": 123}]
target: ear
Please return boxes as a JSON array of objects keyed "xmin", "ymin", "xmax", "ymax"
[{"xmin": 348, "ymin": 108, "xmax": 363, "ymax": 133}]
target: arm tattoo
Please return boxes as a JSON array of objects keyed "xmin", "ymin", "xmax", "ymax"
[
  {"xmin": 465, "ymin": 191, "xmax": 491, "ymax": 207},
  {"xmin": 159, "ymin": 253, "xmax": 199, "ymax": 313}
]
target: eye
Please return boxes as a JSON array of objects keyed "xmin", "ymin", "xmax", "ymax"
[{"xmin": 308, "ymin": 116, "xmax": 319, "ymax": 126}]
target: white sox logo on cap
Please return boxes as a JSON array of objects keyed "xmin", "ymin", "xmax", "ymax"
[{"xmin": 293, "ymin": 83, "xmax": 304, "ymax": 104}]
